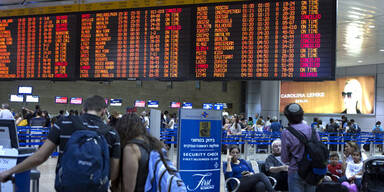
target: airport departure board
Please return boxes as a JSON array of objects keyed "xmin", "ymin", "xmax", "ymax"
[
  {"xmin": 79, "ymin": 7, "xmax": 192, "ymax": 80},
  {"xmin": 194, "ymin": 0, "xmax": 336, "ymax": 80},
  {"xmin": 0, "ymin": 0, "xmax": 336, "ymax": 81},
  {"xmin": 0, "ymin": 15, "xmax": 77, "ymax": 79}
]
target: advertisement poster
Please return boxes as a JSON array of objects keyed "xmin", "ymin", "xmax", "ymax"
[
  {"xmin": 280, "ymin": 76, "xmax": 375, "ymax": 114},
  {"xmin": 178, "ymin": 109, "xmax": 222, "ymax": 192}
]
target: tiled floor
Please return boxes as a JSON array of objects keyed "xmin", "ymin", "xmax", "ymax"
[{"xmin": 37, "ymin": 157, "xmax": 56, "ymax": 192}]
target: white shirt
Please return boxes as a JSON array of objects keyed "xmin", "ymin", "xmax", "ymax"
[
  {"xmin": 346, "ymin": 153, "xmax": 367, "ymax": 164},
  {"xmin": 144, "ymin": 116, "xmax": 150, "ymax": 129},
  {"xmin": 345, "ymin": 161, "xmax": 363, "ymax": 179},
  {"xmin": 168, "ymin": 118, "xmax": 175, "ymax": 129},
  {"xmin": 230, "ymin": 123, "xmax": 242, "ymax": 134},
  {"xmin": 0, "ymin": 109, "xmax": 14, "ymax": 120}
]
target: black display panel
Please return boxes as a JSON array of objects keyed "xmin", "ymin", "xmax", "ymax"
[
  {"xmin": 194, "ymin": 0, "xmax": 336, "ymax": 80},
  {"xmin": 0, "ymin": 15, "xmax": 77, "ymax": 79},
  {"xmin": 79, "ymin": 7, "xmax": 192, "ymax": 80}
]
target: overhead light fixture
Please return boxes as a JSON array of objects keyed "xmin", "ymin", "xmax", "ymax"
[
  {"xmin": 368, "ymin": 25, "xmax": 375, "ymax": 28},
  {"xmin": 380, "ymin": 49, "xmax": 384, "ymax": 52},
  {"xmin": 358, "ymin": 60, "xmax": 363, "ymax": 63}
]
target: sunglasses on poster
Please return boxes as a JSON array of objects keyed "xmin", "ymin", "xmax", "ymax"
[{"xmin": 342, "ymin": 92, "xmax": 352, "ymax": 98}]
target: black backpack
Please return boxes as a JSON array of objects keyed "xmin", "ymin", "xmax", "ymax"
[{"xmin": 286, "ymin": 126, "xmax": 329, "ymax": 185}]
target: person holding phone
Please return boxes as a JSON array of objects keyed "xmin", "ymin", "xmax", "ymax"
[{"xmin": 224, "ymin": 145, "xmax": 275, "ymax": 192}]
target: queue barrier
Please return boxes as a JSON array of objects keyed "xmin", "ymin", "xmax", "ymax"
[
  {"xmin": 17, "ymin": 126, "xmax": 49, "ymax": 147},
  {"xmin": 158, "ymin": 130, "xmax": 384, "ymax": 159},
  {"xmin": 16, "ymin": 126, "xmax": 383, "ymax": 158}
]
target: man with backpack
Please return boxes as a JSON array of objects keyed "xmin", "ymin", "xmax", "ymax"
[
  {"xmin": 0, "ymin": 95, "xmax": 121, "ymax": 192},
  {"xmin": 281, "ymin": 103, "xmax": 329, "ymax": 192}
]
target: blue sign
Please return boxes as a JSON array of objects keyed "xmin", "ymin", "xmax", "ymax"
[
  {"xmin": 202, "ymin": 103, "xmax": 213, "ymax": 110},
  {"xmin": 213, "ymin": 104, "xmax": 223, "ymax": 110},
  {"xmin": 178, "ymin": 109, "xmax": 222, "ymax": 192},
  {"xmin": 147, "ymin": 100, "xmax": 159, "ymax": 108},
  {"xmin": 182, "ymin": 102, "xmax": 193, "ymax": 109}
]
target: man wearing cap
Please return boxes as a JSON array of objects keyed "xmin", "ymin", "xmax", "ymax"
[{"xmin": 281, "ymin": 103, "xmax": 319, "ymax": 192}]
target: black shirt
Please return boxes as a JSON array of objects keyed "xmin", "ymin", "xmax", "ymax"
[
  {"xmin": 48, "ymin": 113, "xmax": 121, "ymax": 164},
  {"xmin": 29, "ymin": 117, "xmax": 46, "ymax": 127}
]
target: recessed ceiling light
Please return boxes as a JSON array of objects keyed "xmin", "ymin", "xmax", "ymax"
[
  {"xmin": 368, "ymin": 25, "xmax": 375, "ymax": 28},
  {"xmin": 358, "ymin": 60, "xmax": 363, "ymax": 63},
  {"xmin": 380, "ymin": 49, "xmax": 384, "ymax": 52}
]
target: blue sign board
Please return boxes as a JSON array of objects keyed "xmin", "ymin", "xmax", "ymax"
[
  {"xmin": 202, "ymin": 103, "xmax": 213, "ymax": 110},
  {"xmin": 182, "ymin": 102, "xmax": 193, "ymax": 109},
  {"xmin": 178, "ymin": 109, "xmax": 222, "ymax": 192},
  {"xmin": 213, "ymin": 103, "xmax": 223, "ymax": 110},
  {"xmin": 147, "ymin": 100, "xmax": 159, "ymax": 108}
]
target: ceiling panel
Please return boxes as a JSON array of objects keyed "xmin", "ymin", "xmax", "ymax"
[{"xmin": 337, "ymin": 0, "xmax": 384, "ymax": 67}]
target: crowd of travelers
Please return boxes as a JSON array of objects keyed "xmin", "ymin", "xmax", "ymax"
[
  {"xmin": 222, "ymin": 104, "xmax": 384, "ymax": 192},
  {"xmin": 0, "ymin": 101, "xmax": 383, "ymax": 192},
  {"xmin": 0, "ymin": 96, "xmax": 182, "ymax": 192}
]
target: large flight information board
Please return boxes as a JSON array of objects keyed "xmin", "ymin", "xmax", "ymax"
[
  {"xmin": 0, "ymin": 15, "xmax": 77, "ymax": 79},
  {"xmin": 0, "ymin": 0, "xmax": 336, "ymax": 81},
  {"xmin": 194, "ymin": 0, "xmax": 336, "ymax": 80},
  {"xmin": 79, "ymin": 7, "xmax": 192, "ymax": 80}
]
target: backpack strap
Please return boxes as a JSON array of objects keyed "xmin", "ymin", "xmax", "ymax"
[
  {"xmin": 127, "ymin": 139, "xmax": 151, "ymax": 153},
  {"xmin": 286, "ymin": 126, "xmax": 308, "ymax": 144}
]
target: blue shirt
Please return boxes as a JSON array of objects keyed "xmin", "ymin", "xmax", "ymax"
[
  {"xmin": 224, "ymin": 159, "xmax": 254, "ymax": 179},
  {"xmin": 270, "ymin": 122, "xmax": 282, "ymax": 132},
  {"xmin": 372, "ymin": 125, "xmax": 383, "ymax": 132}
]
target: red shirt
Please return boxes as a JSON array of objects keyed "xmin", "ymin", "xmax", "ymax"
[{"xmin": 328, "ymin": 163, "xmax": 343, "ymax": 182}]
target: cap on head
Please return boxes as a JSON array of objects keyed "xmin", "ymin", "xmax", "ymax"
[{"xmin": 284, "ymin": 103, "xmax": 304, "ymax": 124}]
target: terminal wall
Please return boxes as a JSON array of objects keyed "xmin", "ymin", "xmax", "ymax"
[{"xmin": 0, "ymin": 80, "xmax": 242, "ymax": 115}]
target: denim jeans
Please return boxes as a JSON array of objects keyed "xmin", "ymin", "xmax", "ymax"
[{"xmin": 288, "ymin": 171, "xmax": 316, "ymax": 192}]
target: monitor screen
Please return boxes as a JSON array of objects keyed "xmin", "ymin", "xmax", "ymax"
[
  {"xmin": 10, "ymin": 95, "xmax": 23, "ymax": 102},
  {"xmin": 203, "ymin": 103, "xmax": 213, "ymax": 110},
  {"xmin": 214, "ymin": 103, "xmax": 224, "ymax": 110},
  {"xmin": 110, "ymin": 99, "xmax": 122, "ymax": 106},
  {"xmin": 182, "ymin": 102, "xmax": 193, "ymax": 109},
  {"xmin": 26, "ymin": 95, "xmax": 39, "ymax": 103},
  {"xmin": 170, "ymin": 102, "xmax": 181, "ymax": 108},
  {"xmin": 55, "ymin": 96, "xmax": 68, "ymax": 104},
  {"xmin": 70, "ymin": 97, "xmax": 83, "ymax": 105},
  {"xmin": 18, "ymin": 86, "xmax": 32, "ymax": 94},
  {"xmin": 0, "ymin": 119, "xmax": 19, "ymax": 148},
  {"xmin": 147, "ymin": 100, "xmax": 159, "ymax": 108},
  {"xmin": 135, "ymin": 100, "xmax": 146, "ymax": 108}
]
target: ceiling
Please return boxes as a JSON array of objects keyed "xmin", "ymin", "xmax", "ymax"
[
  {"xmin": 337, "ymin": 0, "xmax": 384, "ymax": 67},
  {"xmin": 0, "ymin": 0, "xmax": 383, "ymax": 67}
]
